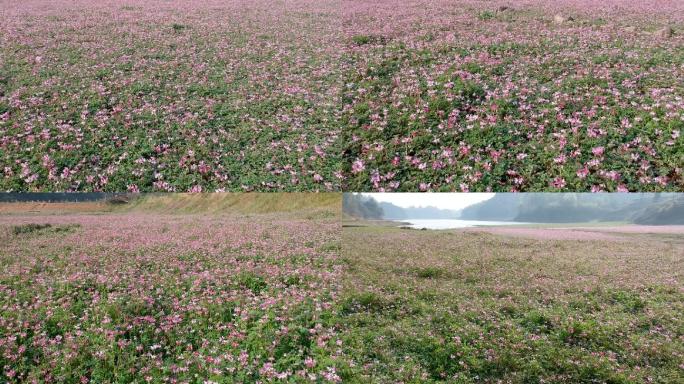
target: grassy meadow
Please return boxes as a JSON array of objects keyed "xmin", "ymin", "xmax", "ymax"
[{"xmin": 337, "ymin": 225, "xmax": 684, "ymax": 382}]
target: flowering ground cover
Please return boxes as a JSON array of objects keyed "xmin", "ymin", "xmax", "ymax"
[
  {"xmin": 2, "ymin": 197, "xmax": 684, "ymax": 382},
  {"xmin": 341, "ymin": 0, "xmax": 684, "ymax": 191},
  {"xmin": 339, "ymin": 225, "xmax": 684, "ymax": 382},
  {"xmin": 0, "ymin": 205, "xmax": 345, "ymax": 382},
  {"xmin": 0, "ymin": 0, "xmax": 345, "ymax": 192},
  {"xmin": 2, "ymin": 0, "xmax": 682, "ymax": 192}
]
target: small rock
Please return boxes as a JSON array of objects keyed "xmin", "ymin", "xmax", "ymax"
[
  {"xmin": 655, "ymin": 26, "xmax": 674, "ymax": 38},
  {"xmin": 624, "ymin": 26, "xmax": 637, "ymax": 33},
  {"xmin": 553, "ymin": 14, "xmax": 573, "ymax": 24}
]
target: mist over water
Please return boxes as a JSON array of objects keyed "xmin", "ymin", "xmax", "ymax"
[
  {"xmin": 346, "ymin": 193, "xmax": 684, "ymax": 226},
  {"xmin": 402, "ymin": 219, "xmax": 530, "ymax": 230}
]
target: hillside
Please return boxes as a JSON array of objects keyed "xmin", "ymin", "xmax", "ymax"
[
  {"xmin": 116, "ymin": 193, "xmax": 341, "ymax": 215},
  {"xmin": 378, "ymin": 202, "xmax": 459, "ymax": 220},
  {"xmin": 630, "ymin": 197, "xmax": 684, "ymax": 225},
  {"xmin": 459, "ymin": 193, "xmax": 683, "ymax": 224},
  {"xmin": 0, "ymin": 193, "xmax": 342, "ymax": 217}
]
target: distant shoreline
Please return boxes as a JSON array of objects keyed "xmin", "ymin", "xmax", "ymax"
[{"xmin": 344, "ymin": 218, "xmax": 683, "ymax": 231}]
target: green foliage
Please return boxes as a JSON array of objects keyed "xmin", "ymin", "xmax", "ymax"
[
  {"xmin": 478, "ymin": 11, "xmax": 495, "ymax": 20},
  {"xmin": 341, "ymin": 292, "xmax": 389, "ymax": 314},
  {"xmin": 414, "ymin": 266, "xmax": 443, "ymax": 279},
  {"xmin": 171, "ymin": 23, "xmax": 186, "ymax": 32},
  {"xmin": 237, "ymin": 272, "xmax": 268, "ymax": 294},
  {"xmin": 352, "ymin": 35, "xmax": 371, "ymax": 45},
  {"xmin": 12, "ymin": 223, "xmax": 52, "ymax": 234},
  {"xmin": 12, "ymin": 223, "xmax": 81, "ymax": 235},
  {"xmin": 352, "ymin": 34, "xmax": 388, "ymax": 46}
]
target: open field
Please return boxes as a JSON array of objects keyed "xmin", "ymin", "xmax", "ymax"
[
  {"xmin": 1, "ymin": 0, "xmax": 682, "ymax": 192},
  {"xmin": 0, "ymin": 195, "xmax": 343, "ymax": 382},
  {"xmin": 339, "ymin": 224, "xmax": 684, "ymax": 382},
  {"xmin": 464, "ymin": 224, "xmax": 684, "ymax": 240}
]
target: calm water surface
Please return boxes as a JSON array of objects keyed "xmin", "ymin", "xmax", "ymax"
[{"xmin": 399, "ymin": 219, "xmax": 531, "ymax": 229}]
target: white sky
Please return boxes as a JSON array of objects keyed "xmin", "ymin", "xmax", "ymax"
[{"xmin": 361, "ymin": 193, "xmax": 494, "ymax": 211}]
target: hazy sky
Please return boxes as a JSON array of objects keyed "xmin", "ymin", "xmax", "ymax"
[{"xmin": 362, "ymin": 193, "xmax": 494, "ymax": 211}]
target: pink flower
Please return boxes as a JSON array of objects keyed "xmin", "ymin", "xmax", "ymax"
[
  {"xmin": 323, "ymin": 367, "xmax": 341, "ymax": 383},
  {"xmin": 654, "ymin": 176, "xmax": 669, "ymax": 186},
  {"xmin": 351, "ymin": 159, "xmax": 365, "ymax": 174},
  {"xmin": 600, "ymin": 170, "xmax": 620, "ymax": 181},
  {"xmin": 576, "ymin": 167, "xmax": 589, "ymax": 179},
  {"xmin": 304, "ymin": 356, "xmax": 316, "ymax": 368},
  {"xmin": 197, "ymin": 161, "xmax": 210, "ymax": 175},
  {"xmin": 550, "ymin": 177, "xmax": 566, "ymax": 189},
  {"xmin": 370, "ymin": 171, "xmax": 380, "ymax": 185},
  {"xmin": 591, "ymin": 146, "xmax": 605, "ymax": 157}
]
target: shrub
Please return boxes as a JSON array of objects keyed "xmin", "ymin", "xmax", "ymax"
[
  {"xmin": 414, "ymin": 267, "xmax": 443, "ymax": 279},
  {"xmin": 172, "ymin": 23, "xmax": 186, "ymax": 32},
  {"xmin": 12, "ymin": 223, "xmax": 52, "ymax": 235},
  {"xmin": 478, "ymin": 11, "xmax": 495, "ymax": 20}
]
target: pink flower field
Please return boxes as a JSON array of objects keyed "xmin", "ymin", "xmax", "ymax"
[
  {"xmin": 0, "ymin": 0, "xmax": 346, "ymax": 192},
  {"xmin": 0, "ymin": 211, "xmax": 344, "ymax": 382},
  {"xmin": 340, "ymin": 0, "xmax": 684, "ymax": 191},
  {"xmin": 1, "ymin": 0, "xmax": 682, "ymax": 192},
  {"xmin": 0, "ymin": 196, "xmax": 683, "ymax": 382}
]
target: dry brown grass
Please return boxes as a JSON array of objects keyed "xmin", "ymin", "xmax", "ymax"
[{"xmin": 0, "ymin": 201, "xmax": 110, "ymax": 215}]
